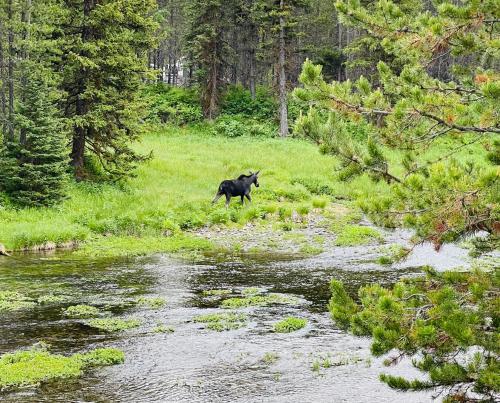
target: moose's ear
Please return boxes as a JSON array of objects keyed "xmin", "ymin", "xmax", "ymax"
[
  {"xmin": 255, "ymin": 170, "xmax": 260, "ymax": 176},
  {"xmin": 249, "ymin": 171, "xmax": 254, "ymax": 175}
]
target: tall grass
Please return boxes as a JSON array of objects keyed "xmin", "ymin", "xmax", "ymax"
[{"xmin": 0, "ymin": 127, "xmax": 356, "ymax": 251}]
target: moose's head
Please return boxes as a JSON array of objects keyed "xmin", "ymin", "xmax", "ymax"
[{"xmin": 250, "ymin": 170, "xmax": 260, "ymax": 187}]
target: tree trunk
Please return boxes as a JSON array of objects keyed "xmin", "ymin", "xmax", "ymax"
[
  {"xmin": 71, "ymin": 0, "xmax": 94, "ymax": 179},
  {"xmin": 7, "ymin": 0, "xmax": 15, "ymax": 142},
  {"xmin": 0, "ymin": 17, "xmax": 7, "ymax": 138},
  {"xmin": 19, "ymin": 0, "xmax": 32, "ymax": 146},
  {"xmin": 278, "ymin": 0, "xmax": 288, "ymax": 137}
]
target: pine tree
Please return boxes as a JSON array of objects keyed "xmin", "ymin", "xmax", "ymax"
[
  {"xmin": 254, "ymin": 0, "xmax": 308, "ymax": 137},
  {"xmin": 1, "ymin": 66, "xmax": 68, "ymax": 207},
  {"xmin": 59, "ymin": 0, "xmax": 158, "ymax": 180},
  {"xmin": 329, "ymin": 267, "xmax": 500, "ymax": 401},
  {"xmin": 294, "ymin": 0, "xmax": 500, "ymax": 247}
]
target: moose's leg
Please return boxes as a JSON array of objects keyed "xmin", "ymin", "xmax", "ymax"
[
  {"xmin": 212, "ymin": 192, "xmax": 223, "ymax": 204},
  {"xmin": 241, "ymin": 195, "xmax": 245, "ymax": 205},
  {"xmin": 245, "ymin": 194, "xmax": 252, "ymax": 203},
  {"xmin": 225, "ymin": 194, "xmax": 231, "ymax": 209}
]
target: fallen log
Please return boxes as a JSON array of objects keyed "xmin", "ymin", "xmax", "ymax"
[{"xmin": 0, "ymin": 243, "xmax": 11, "ymax": 256}]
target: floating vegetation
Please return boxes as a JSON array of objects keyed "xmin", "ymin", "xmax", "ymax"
[
  {"xmin": 135, "ymin": 296, "xmax": 166, "ymax": 309},
  {"xmin": 0, "ymin": 343, "xmax": 124, "ymax": 391},
  {"xmin": 193, "ymin": 312, "xmax": 247, "ymax": 331},
  {"xmin": 334, "ymin": 225, "xmax": 382, "ymax": 246},
  {"xmin": 273, "ymin": 317, "xmax": 307, "ymax": 333},
  {"xmin": 202, "ymin": 289, "xmax": 232, "ymax": 296},
  {"xmin": 241, "ymin": 287, "xmax": 265, "ymax": 296},
  {"xmin": 86, "ymin": 318, "xmax": 141, "ymax": 332},
  {"xmin": 153, "ymin": 325, "xmax": 175, "ymax": 333},
  {"xmin": 262, "ymin": 352, "xmax": 280, "ymax": 365},
  {"xmin": 37, "ymin": 294, "xmax": 67, "ymax": 304},
  {"xmin": 0, "ymin": 291, "xmax": 36, "ymax": 312},
  {"xmin": 64, "ymin": 305, "xmax": 100, "ymax": 319},
  {"xmin": 221, "ymin": 293, "xmax": 299, "ymax": 309}
]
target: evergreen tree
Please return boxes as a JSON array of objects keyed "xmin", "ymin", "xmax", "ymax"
[
  {"xmin": 329, "ymin": 267, "xmax": 499, "ymax": 401},
  {"xmin": 1, "ymin": 67, "xmax": 68, "ymax": 207},
  {"xmin": 184, "ymin": 0, "xmax": 233, "ymax": 119},
  {"xmin": 59, "ymin": 0, "xmax": 158, "ymax": 180},
  {"xmin": 294, "ymin": 0, "xmax": 500, "ymax": 247},
  {"xmin": 254, "ymin": 0, "xmax": 308, "ymax": 137}
]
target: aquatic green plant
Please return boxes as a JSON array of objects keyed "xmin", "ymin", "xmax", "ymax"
[
  {"xmin": 0, "ymin": 291, "xmax": 36, "ymax": 312},
  {"xmin": 135, "ymin": 296, "xmax": 166, "ymax": 309},
  {"xmin": 64, "ymin": 305, "xmax": 100, "ymax": 319},
  {"xmin": 334, "ymin": 225, "xmax": 382, "ymax": 246},
  {"xmin": 241, "ymin": 287, "xmax": 265, "ymax": 296},
  {"xmin": 273, "ymin": 317, "xmax": 307, "ymax": 333},
  {"xmin": 194, "ymin": 312, "xmax": 247, "ymax": 331},
  {"xmin": 262, "ymin": 352, "xmax": 279, "ymax": 365},
  {"xmin": 86, "ymin": 318, "xmax": 141, "ymax": 332},
  {"xmin": 299, "ymin": 244, "xmax": 323, "ymax": 256},
  {"xmin": 0, "ymin": 344, "xmax": 124, "ymax": 391},
  {"xmin": 220, "ymin": 294, "xmax": 299, "ymax": 309},
  {"xmin": 153, "ymin": 325, "xmax": 175, "ymax": 333},
  {"xmin": 37, "ymin": 294, "xmax": 67, "ymax": 304},
  {"xmin": 202, "ymin": 289, "xmax": 232, "ymax": 296}
]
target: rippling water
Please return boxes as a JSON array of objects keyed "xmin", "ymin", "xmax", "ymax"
[{"xmin": 0, "ymin": 237, "xmax": 464, "ymax": 403}]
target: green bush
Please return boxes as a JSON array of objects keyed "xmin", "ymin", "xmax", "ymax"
[
  {"xmin": 221, "ymin": 85, "xmax": 277, "ymax": 120},
  {"xmin": 143, "ymin": 84, "xmax": 202, "ymax": 125}
]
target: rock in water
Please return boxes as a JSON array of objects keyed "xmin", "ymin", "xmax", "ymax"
[{"xmin": 0, "ymin": 243, "xmax": 10, "ymax": 256}]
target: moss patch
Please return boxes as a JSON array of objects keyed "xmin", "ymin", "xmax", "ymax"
[
  {"xmin": 202, "ymin": 289, "xmax": 232, "ymax": 296},
  {"xmin": 0, "ymin": 344, "xmax": 124, "ymax": 391},
  {"xmin": 335, "ymin": 225, "xmax": 382, "ymax": 246},
  {"xmin": 135, "ymin": 296, "xmax": 166, "ymax": 309},
  {"xmin": 273, "ymin": 317, "xmax": 307, "ymax": 333},
  {"xmin": 64, "ymin": 304, "xmax": 100, "ymax": 319},
  {"xmin": 194, "ymin": 312, "xmax": 248, "ymax": 331},
  {"xmin": 37, "ymin": 294, "xmax": 67, "ymax": 304},
  {"xmin": 86, "ymin": 318, "xmax": 141, "ymax": 332},
  {"xmin": 221, "ymin": 293, "xmax": 299, "ymax": 309},
  {"xmin": 0, "ymin": 291, "xmax": 36, "ymax": 312}
]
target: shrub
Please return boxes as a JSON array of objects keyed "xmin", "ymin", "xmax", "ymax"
[
  {"xmin": 221, "ymin": 85, "xmax": 277, "ymax": 120},
  {"xmin": 312, "ymin": 197, "xmax": 328, "ymax": 209},
  {"xmin": 211, "ymin": 114, "xmax": 277, "ymax": 138},
  {"xmin": 142, "ymin": 84, "xmax": 202, "ymax": 125}
]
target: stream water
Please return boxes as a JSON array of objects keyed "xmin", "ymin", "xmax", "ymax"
[{"xmin": 0, "ymin": 235, "xmax": 473, "ymax": 403}]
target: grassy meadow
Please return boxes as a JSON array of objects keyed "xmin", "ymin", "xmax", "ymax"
[{"xmin": 0, "ymin": 124, "xmax": 489, "ymax": 256}]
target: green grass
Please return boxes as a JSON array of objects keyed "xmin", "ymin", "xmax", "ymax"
[
  {"xmin": 193, "ymin": 312, "xmax": 248, "ymax": 331},
  {"xmin": 0, "ymin": 125, "xmax": 490, "ymax": 257},
  {"xmin": 85, "ymin": 318, "xmax": 141, "ymax": 332},
  {"xmin": 273, "ymin": 317, "xmax": 307, "ymax": 333},
  {"xmin": 0, "ymin": 128, "xmax": 352, "ymax": 255},
  {"xmin": 0, "ymin": 345, "xmax": 124, "ymax": 391},
  {"xmin": 64, "ymin": 304, "xmax": 100, "ymax": 319},
  {"xmin": 220, "ymin": 293, "xmax": 299, "ymax": 309},
  {"xmin": 334, "ymin": 225, "xmax": 383, "ymax": 246}
]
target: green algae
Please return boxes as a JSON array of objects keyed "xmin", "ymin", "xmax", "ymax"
[
  {"xmin": 193, "ymin": 312, "xmax": 248, "ymax": 331},
  {"xmin": 221, "ymin": 293, "xmax": 299, "ymax": 309},
  {"xmin": 64, "ymin": 304, "xmax": 100, "ymax": 319},
  {"xmin": 86, "ymin": 318, "xmax": 141, "ymax": 332},
  {"xmin": 0, "ymin": 344, "xmax": 124, "ymax": 391},
  {"xmin": 273, "ymin": 317, "xmax": 307, "ymax": 333},
  {"xmin": 135, "ymin": 296, "xmax": 166, "ymax": 309},
  {"xmin": 202, "ymin": 289, "xmax": 232, "ymax": 296},
  {"xmin": 0, "ymin": 291, "xmax": 36, "ymax": 312}
]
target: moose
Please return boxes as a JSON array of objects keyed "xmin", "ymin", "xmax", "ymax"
[{"xmin": 212, "ymin": 171, "xmax": 260, "ymax": 208}]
